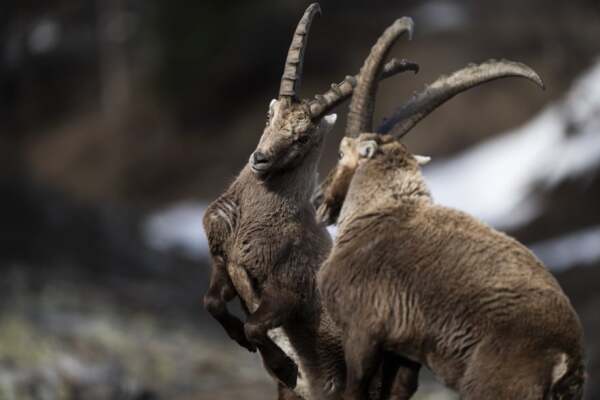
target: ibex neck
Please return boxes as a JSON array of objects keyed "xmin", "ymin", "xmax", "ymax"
[
  {"xmin": 261, "ymin": 149, "xmax": 321, "ymax": 203},
  {"xmin": 338, "ymin": 163, "xmax": 431, "ymax": 229}
]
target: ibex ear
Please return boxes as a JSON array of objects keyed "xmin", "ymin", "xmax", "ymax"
[
  {"xmin": 324, "ymin": 113, "xmax": 337, "ymax": 126},
  {"xmin": 320, "ymin": 113, "xmax": 337, "ymax": 133},
  {"xmin": 268, "ymin": 98, "xmax": 278, "ymax": 116},
  {"xmin": 358, "ymin": 140, "xmax": 378, "ymax": 159},
  {"xmin": 414, "ymin": 155, "xmax": 431, "ymax": 165}
]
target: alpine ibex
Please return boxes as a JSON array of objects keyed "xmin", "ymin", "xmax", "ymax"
[
  {"xmin": 203, "ymin": 5, "xmax": 418, "ymax": 399},
  {"xmin": 316, "ymin": 19, "xmax": 586, "ymax": 400}
]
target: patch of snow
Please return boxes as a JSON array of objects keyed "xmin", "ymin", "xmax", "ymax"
[
  {"xmin": 29, "ymin": 19, "xmax": 61, "ymax": 54},
  {"xmin": 530, "ymin": 226, "xmax": 600, "ymax": 271},
  {"xmin": 423, "ymin": 59, "xmax": 600, "ymax": 229},
  {"xmin": 411, "ymin": 1, "xmax": 468, "ymax": 34},
  {"xmin": 143, "ymin": 201, "xmax": 208, "ymax": 260}
]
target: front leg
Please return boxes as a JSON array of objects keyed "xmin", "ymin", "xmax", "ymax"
[
  {"xmin": 204, "ymin": 255, "xmax": 256, "ymax": 352},
  {"xmin": 244, "ymin": 286, "xmax": 299, "ymax": 389}
]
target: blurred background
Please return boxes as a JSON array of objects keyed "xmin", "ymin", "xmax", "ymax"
[{"xmin": 1, "ymin": 0, "xmax": 599, "ymax": 399}]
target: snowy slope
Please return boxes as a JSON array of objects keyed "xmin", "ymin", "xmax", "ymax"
[
  {"xmin": 423, "ymin": 58, "xmax": 600, "ymax": 229},
  {"xmin": 144, "ymin": 201, "xmax": 209, "ymax": 260}
]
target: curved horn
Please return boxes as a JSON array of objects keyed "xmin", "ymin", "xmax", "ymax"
[
  {"xmin": 346, "ymin": 17, "xmax": 414, "ymax": 137},
  {"xmin": 377, "ymin": 59, "xmax": 545, "ymax": 137},
  {"xmin": 309, "ymin": 58, "xmax": 418, "ymax": 119},
  {"xmin": 279, "ymin": 3, "xmax": 321, "ymax": 101}
]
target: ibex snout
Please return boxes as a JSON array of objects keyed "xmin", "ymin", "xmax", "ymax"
[
  {"xmin": 249, "ymin": 150, "xmax": 272, "ymax": 177},
  {"xmin": 252, "ymin": 151, "xmax": 270, "ymax": 166}
]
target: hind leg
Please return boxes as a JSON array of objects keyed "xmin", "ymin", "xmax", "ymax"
[
  {"xmin": 204, "ymin": 255, "xmax": 256, "ymax": 352},
  {"xmin": 343, "ymin": 328, "xmax": 384, "ymax": 400},
  {"xmin": 244, "ymin": 286, "xmax": 299, "ymax": 389},
  {"xmin": 460, "ymin": 340, "xmax": 550, "ymax": 400},
  {"xmin": 379, "ymin": 353, "xmax": 420, "ymax": 400}
]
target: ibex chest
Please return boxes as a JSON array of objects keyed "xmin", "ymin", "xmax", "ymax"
[{"xmin": 226, "ymin": 213, "xmax": 302, "ymax": 301}]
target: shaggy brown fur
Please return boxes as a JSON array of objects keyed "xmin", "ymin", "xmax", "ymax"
[
  {"xmin": 204, "ymin": 102, "xmax": 338, "ymax": 399},
  {"xmin": 314, "ymin": 15, "xmax": 583, "ymax": 399},
  {"xmin": 204, "ymin": 93, "xmax": 422, "ymax": 400},
  {"xmin": 202, "ymin": 6, "xmax": 419, "ymax": 399},
  {"xmin": 318, "ymin": 133, "xmax": 586, "ymax": 400}
]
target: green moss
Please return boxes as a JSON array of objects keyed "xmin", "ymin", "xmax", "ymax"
[{"xmin": 0, "ymin": 317, "xmax": 55, "ymax": 367}]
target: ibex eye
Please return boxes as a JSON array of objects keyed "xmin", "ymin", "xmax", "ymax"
[
  {"xmin": 338, "ymin": 151, "xmax": 344, "ymax": 160},
  {"xmin": 358, "ymin": 141, "xmax": 378, "ymax": 158}
]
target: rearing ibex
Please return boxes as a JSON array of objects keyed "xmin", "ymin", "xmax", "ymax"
[
  {"xmin": 202, "ymin": 5, "xmax": 418, "ymax": 399},
  {"xmin": 316, "ymin": 19, "xmax": 586, "ymax": 400}
]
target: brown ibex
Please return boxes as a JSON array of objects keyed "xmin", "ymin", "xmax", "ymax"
[
  {"xmin": 316, "ymin": 19, "xmax": 586, "ymax": 400},
  {"xmin": 203, "ymin": 5, "xmax": 418, "ymax": 399}
]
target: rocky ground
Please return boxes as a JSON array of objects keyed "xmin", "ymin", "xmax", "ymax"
[
  {"xmin": 0, "ymin": 255, "xmax": 597, "ymax": 400},
  {"xmin": 0, "ymin": 266, "xmax": 274, "ymax": 400},
  {"xmin": 0, "ymin": 263, "xmax": 458, "ymax": 400}
]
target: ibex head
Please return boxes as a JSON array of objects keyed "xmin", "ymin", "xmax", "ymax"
[
  {"xmin": 316, "ymin": 132, "xmax": 430, "ymax": 224},
  {"xmin": 250, "ymin": 4, "xmax": 418, "ymax": 180},
  {"xmin": 315, "ymin": 18, "xmax": 544, "ymax": 224},
  {"xmin": 251, "ymin": 98, "xmax": 337, "ymax": 179}
]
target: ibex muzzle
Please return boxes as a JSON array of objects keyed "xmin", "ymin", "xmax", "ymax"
[{"xmin": 249, "ymin": 100, "xmax": 337, "ymax": 179}]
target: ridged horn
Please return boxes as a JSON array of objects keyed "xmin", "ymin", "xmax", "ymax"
[
  {"xmin": 377, "ymin": 59, "xmax": 545, "ymax": 137},
  {"xmin": 309, "ymin": 58, "xmax": 418, "ymax": 119},
  {"xmin": 346, "ymin": 17, "xmax": 414, "ymax": 137},
  {"xmin": 279, "ymin": 3, "xmax": 321, "ymax": 101}
]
